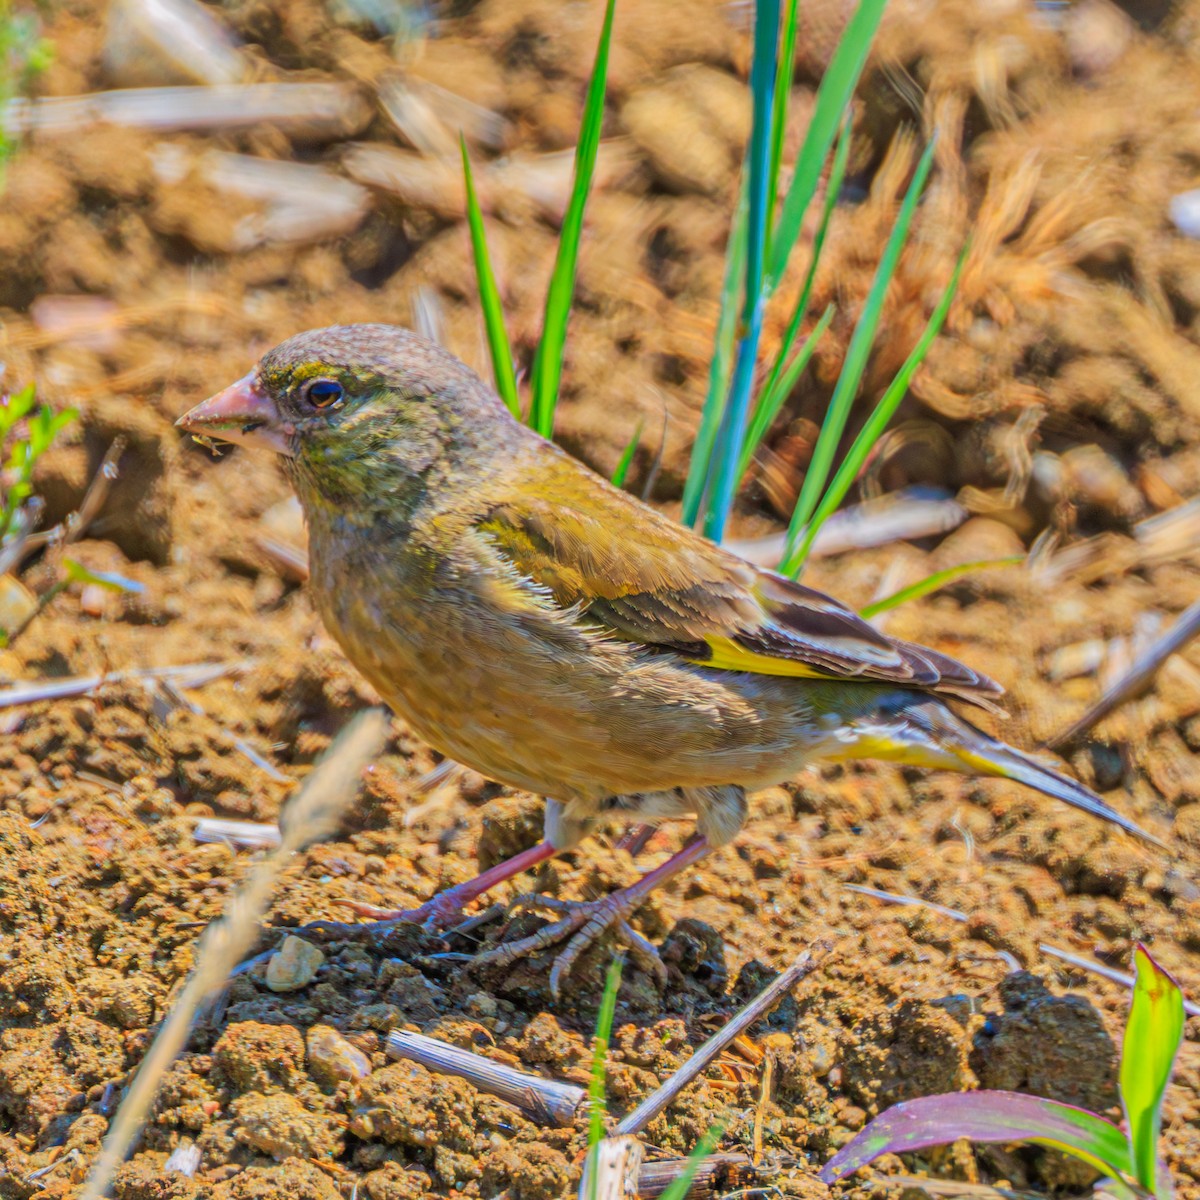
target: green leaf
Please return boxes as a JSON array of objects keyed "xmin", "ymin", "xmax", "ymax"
[
  {"xmin": 738, "ymin": 303, "xmax": 834, "ymax": 481},
  {"xmin": 755, "ymin": 111, "xmax": 852, "ymax": 440},
  {"xmin": 681, "ymin": 173, "xmax": 748, "ymax": 528},
  {"xmin": 699, "ymin": 0, "xmax": 781, "ymax": 542},
  {"xmin": 62, "ymin": 558, "xmax": 145, "ymax": 594},
  {"xmin": 461, "ymin": 136, "xmax": 520, "ymax": 419},
  {"xmin": 588, "ymin": 955, "xmax": 623, "ymax": 1152},
  {"xmin": 767, "ymin": 0, "xmax": 800, "ymax": 238},
  {"xmin": 655, "ymin": 1125, "xmax": 726, "ymax": 1200},
  {"xmin": 778, "ymin": 139, "xmax": 941, "ymax": 576},
  {"xmin": 767, "ymin": 0, "xmax": 886, "ymax": 290},
  {"xmin": 528, "ymin": 0, "xmax": 616, "ymax": 439},
  {"xmin": 611, "ymin": 418, "xmax": 644, "ymax": 488},
  {"xmin": 820, "ymin": 1091, "xmax": 1136, "ymax": 1191},
  {"xmin": 858, "ymin": 556, "xmax": 1023, "ymax": 618},
  {"xmin": 0, "ymin": 383, "xmax": 38, "ymax": 440},
  {"xmin": 1121, "ymin": 944, "xmax": 1186, "ymax": 1195}
]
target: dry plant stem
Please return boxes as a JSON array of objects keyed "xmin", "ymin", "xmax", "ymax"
[
  {"xmin": 614, "ymin": 942, "xmax": 830, "ymax": 1136},
  {"xmin": 634, "ymin": 1154, "xmax": 757, "ymax": 1200},
  {"xmin": 386, "ymin": 1030, "xmax": 585, "ymax": 1127},
  {"xmin": 1046, "ymin": 597, "xmax": 1200, "ymax": 749},
  {"xmin": 5, "ymin": 83, "xmax": 369, "ymax": 139},
  {"xmin": 0, "ymin": 659, "xmax": 253, "ymax": 709},
  {"xmin": 580, "ymin": 1136, "xmax": 644, "ymax": 1200},
  {"xmin": 79, "ymin": 709, "xmax": 388, "ymax": 1200},
  {"xmin": 160, "ymin": 678, "xmax": 291, "ymax": 784},
  {"xmin": 21, "ymin": 437, "xmax": 127, "ymax": 561}
]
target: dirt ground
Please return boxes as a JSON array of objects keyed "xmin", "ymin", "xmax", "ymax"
[{"xmin": 1, "ymin": 0, "xmax": 1200, "ymax": 1197}]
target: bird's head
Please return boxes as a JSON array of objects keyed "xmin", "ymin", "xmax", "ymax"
[{"xmin": 177, "ymin": 323, "xmax": 517, "ymax": 508}]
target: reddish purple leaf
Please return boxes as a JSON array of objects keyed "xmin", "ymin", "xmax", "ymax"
[{"xmin": 820, "ymin": 1090, "xmax": 1132, "ymax": 1185}]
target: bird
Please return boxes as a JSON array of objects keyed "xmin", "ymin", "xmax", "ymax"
[{"xmin": 178, "ymin": 323, "xmax": 1157, "ymax": 996}]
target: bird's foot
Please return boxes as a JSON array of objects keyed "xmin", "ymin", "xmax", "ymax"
[
  {"xmin": 295, "ymin": 888, "xmax": 471, "ymax": 941},
  {"xmin": 287, "ymin": 840, "xmax": 562, "ymax": 941},
  {"xmin": 475, "ymin": 891, "xmax": 667, "ymax": 998}
]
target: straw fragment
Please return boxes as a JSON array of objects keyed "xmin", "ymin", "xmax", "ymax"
[
  {"xmin": 580, "ymin": 1136, "xmax": 643, "ymax": 1200},
  {"xmin": 80, "ymin": 710, "xmax": 388, "ymax": 1200},
  {"xmin": 386, "ymin": 1030, "xmax": 586, "ymax": 1127}
]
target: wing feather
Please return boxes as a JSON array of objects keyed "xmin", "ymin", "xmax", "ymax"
[{"xmin": 477, "ymin": 463, "xmax": 1002, "ymax": 707}]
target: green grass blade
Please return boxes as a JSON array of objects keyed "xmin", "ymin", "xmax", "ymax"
[
  {"xmin": 655, "ymin": 1125, "xmax": 726, "ymax": 1200},
  {"xmin": 588, "ymin": 955, "xmax": 624, "ymax": 1153},
  {"xmin": 767, "ymin": 0, "xmax": 800, "ymax": 235},
  {"xmin": 611, "ymin": 418, "xmax": 644, "ymax": 488},
  {"xmin": 767, "ymin": 0, "xmax": 886, "ymax": 291},
  {"xmin": 460, "ymin": 137, "xmax": 520, "ymax": 418},
  {"xmin": 1121, "ymin": 944, "xmax": 1186, "ymax": 1195},
  {"xmin": 778, "ymin": 136, "xmax": 938, "ymax": 576},
  {"xmin": 699, "ymin": 0, "xmax": 780, "ymax": 542},
  {"xmin": 681, "ymin": 173, "xmax": 748, "ymax": 527},
  {"xmin": 528, "ymin": 0, "xmax": 615, "ymax": 439},
  {"xmin": 758, "ymin": 113, "xmax": 852, "ymax": 420},
  {"xmin": 738, "ymin": 303, "xmax": 834, "ymax": 480},
  {"xmin": 859, "ymin": 557, "xmax": 1023, "ymax": 618}
]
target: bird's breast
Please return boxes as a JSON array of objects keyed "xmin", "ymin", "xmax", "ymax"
[{"xmin": 302, "ymin": 523, "xmax": 821, "ymax": 801}]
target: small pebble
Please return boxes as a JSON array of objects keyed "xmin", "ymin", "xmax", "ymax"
[
  {"xmin": 307, "ymin": 1023, "xmax": 372, "ymax": 1083},
  {"xmin": 1171, "ymin": 190, "xmax": 1200, "ymax": 240},
  {"xmin": 265, "ymin": 935, "xmax": 325, "ymax": 993}
]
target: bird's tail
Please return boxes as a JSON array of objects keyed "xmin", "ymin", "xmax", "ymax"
[{"xmin": 822, "ymin": 693, "xmax": 1163, "ymax": 848}]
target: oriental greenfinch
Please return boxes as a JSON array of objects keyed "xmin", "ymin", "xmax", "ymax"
[{"xmin": 178, "ymin": 324, "xmax": 1156, "ymax": 995}]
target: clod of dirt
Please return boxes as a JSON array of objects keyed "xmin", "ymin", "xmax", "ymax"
[
  {"xmin": 111, "ymin": 1153, "xmax": 200, "ymax": 1200},
  {"xmin": 206, "ymin": 1158, "xmax": 343, "ymax": 1200},
  {"xmin": 480, "ymin": 1142, "xmax": 573, "ymax": 1200},
  {"xmin": 230, "ymin": 1091, "xmax": 346, "ymax": 1160},
  {"xmin": 265, "ymin": 935, "xmax": 325, "ymax": 993},
  {"xmin": 660, "ymin": 916, "xmax": 729, "ymax": 994},
  {"xmin": 359, "ymin": 1161, "xmax": 434, "ymax": 1200},
  {"xmin": 839, "ymin": 998, "xmax": 974, "ymax": 1111},
  {"xmin": 211, "ymin": 1021, "xmax": 306, "ymax": 1095},
  {"xmin": 972, "ymin": 972, "xmax": 1119, "ymax": 1189},
  {"xmin": 347, "ymin": 1061, "xmax": 475, "ymax": 1151},
  {"xmin": 971, "ymin": 972, "xmax": 1118, "ymax": 1110}
]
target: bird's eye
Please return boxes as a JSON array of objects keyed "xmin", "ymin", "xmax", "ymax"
[{"xmin": 304, "ymin": 379, "xmax": 344, "ymax": 408}]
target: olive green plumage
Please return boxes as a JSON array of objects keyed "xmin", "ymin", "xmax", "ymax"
[{"xmin": 180, "ymin": 323, "xmax": 1153, "ymax": 852}]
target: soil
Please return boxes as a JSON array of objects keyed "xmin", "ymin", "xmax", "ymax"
[{"xmin": 1, "ymin": 0, "xmax": 1200, "ymax": 1198}]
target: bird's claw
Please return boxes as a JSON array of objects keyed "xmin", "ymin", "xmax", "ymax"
[
  {"xmin": 474, "ymin": 891, "xmax": 667, "ymax": 998},
  {"xmin": 289, "ymin": 889, "xmax": 471, "ymax": 942}
]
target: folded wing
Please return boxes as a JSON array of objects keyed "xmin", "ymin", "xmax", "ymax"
[{"xmin": 478, "ymin": 460, "xmax": 1002, "ymax": 707}]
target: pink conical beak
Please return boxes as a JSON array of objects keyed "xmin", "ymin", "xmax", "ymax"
[{"xmin": 176, "ymin": 371, "xmax": 295, "ymax": 456}]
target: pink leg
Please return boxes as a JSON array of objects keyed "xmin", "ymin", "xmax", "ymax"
[
  {"xmin": 337, "ymin": 839, "xmax": 559, "ymax": 930},
  {"xmin": 479, "ymin": 836, "xmax": 712, "ymax": 996}
]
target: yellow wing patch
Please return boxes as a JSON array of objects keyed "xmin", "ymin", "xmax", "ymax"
[{"xmin": 688, "ymin": 635, "xmax": 832, "ymax": 679}]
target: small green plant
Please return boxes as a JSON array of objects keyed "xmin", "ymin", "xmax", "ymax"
[
  {"xmin": 821, "ymin": 945, "xmax": 1187, "ymax": 1199},
  {"xmin": 0, "ymin": 385, "xmax": 141, "ymax": 646},
  {"xmin": 0, "ymin": 0, "xmax": 52, "ymax": 174},
  {"xmin": 461, "ymin": 0, "xmax": 965, "ymax": 578},
  {"xmin": 463, "ymin": 0, "xmax": 614, "ymax": 437},
  {"xmin": 0, "ymin": 383, "xmax": 75, "ymax": 546}
]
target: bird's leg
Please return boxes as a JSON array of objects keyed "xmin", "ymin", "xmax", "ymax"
[
  {"xmin": 474, "ymin": 835, "xmax": 712, "ymax": 998},
  {"xmin": 325, "ymin": 839, "xmax": 559, "ymax": 932}
]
